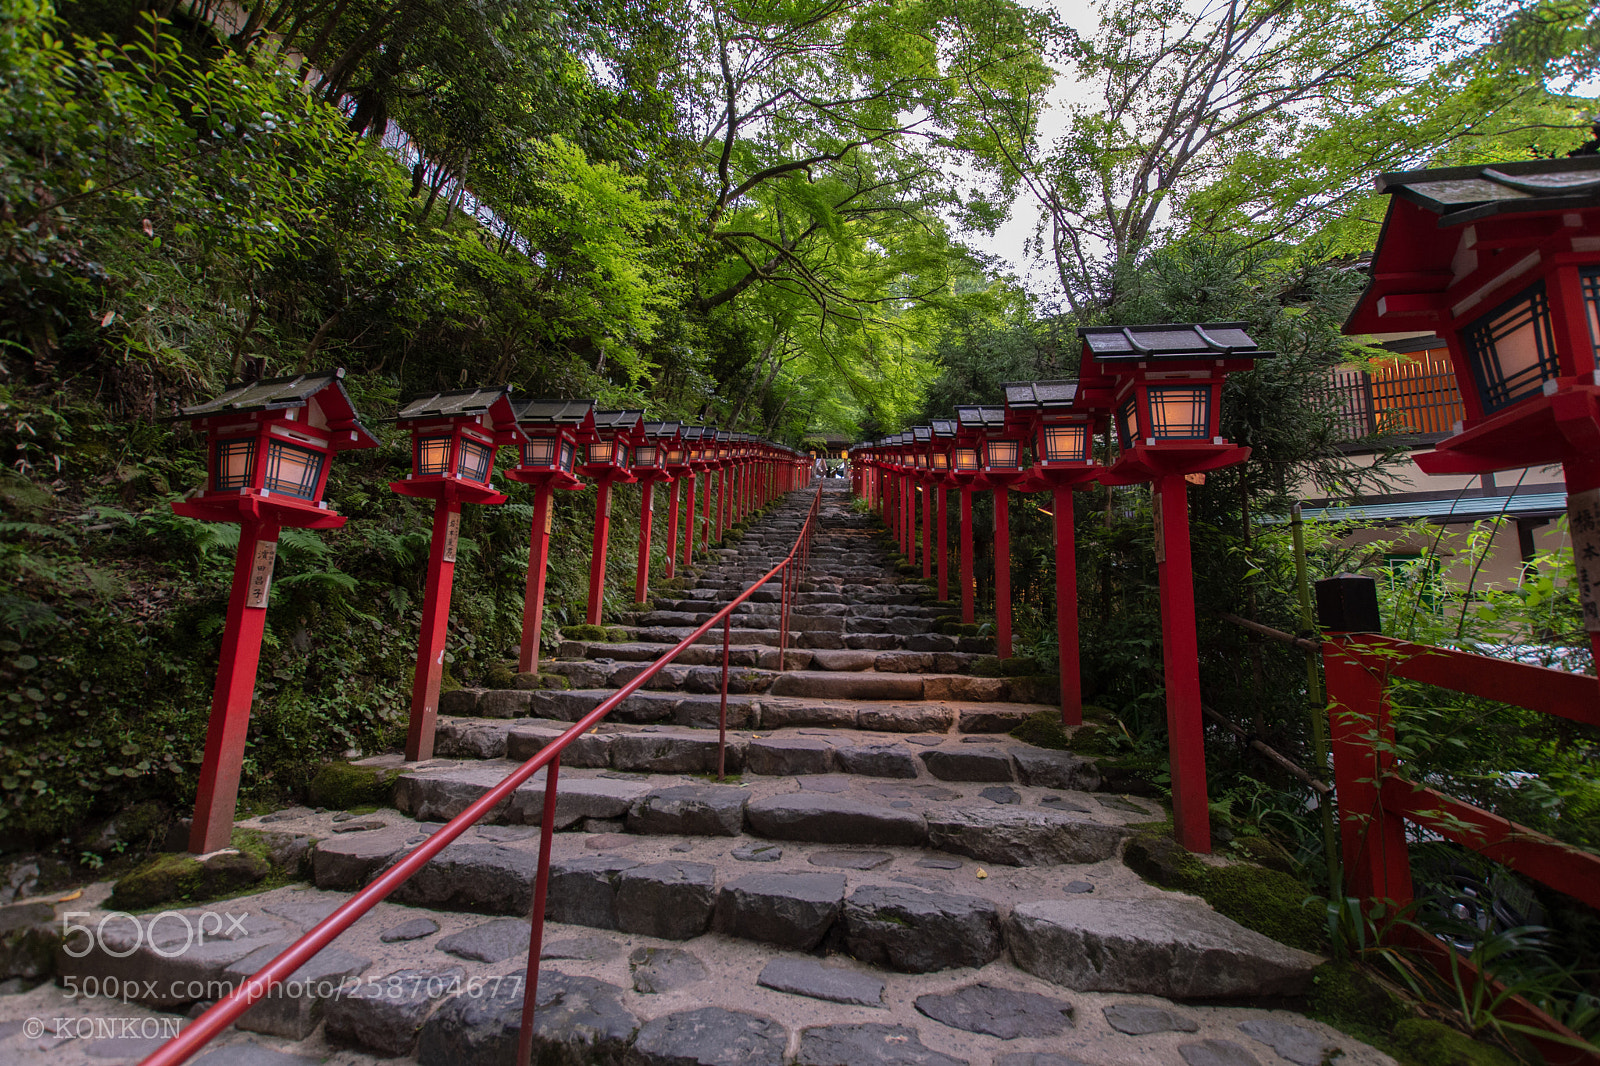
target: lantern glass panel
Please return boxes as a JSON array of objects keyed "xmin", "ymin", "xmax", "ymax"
[
  {"xmin": 263, "ymin": 439, "xmax": 324, "ymax": 499},
  {"xmin": 1461, "ymin": 280, "xmax": 1561, "ymax": 413},
  {"xmin": 456, "ymin": 438, "xmax": 493, "ymax": 482},
  {"xmin": 915, "ymin": 453, "xmax": 926, "ymax": 469},
  {"xmin": 588, "ymin": 441, "xmax": 614, "ymax": 465},
  {"xmin": 560, "ymin": 441, "xmax": 575, "ymax": 471},
  {"xmin": 1147, "ymin": 385, "xmax": 1212, "ymax": 439},
  {"xmin": 1582, "ymin": 267, "xmax": 1600, "ymax": 364},
  {"xmin": 522, "ymin": 438, "xmax": 556, "ymax": 467},
  {"xmin": 1043, "ymin": 423, "xmax": 1088, "ymax": 462},
  {"xmin": 416, "ymin": 435, "xmax": 452, "ymax": 477},
  {"xmin": 955, "ymin": 447, "xmax": 979, "ymax": 471},
  {"xmin": 667, "ymin": 447, "xmax": 685, "ymax": 464},
  {"xmin": 615, "ymin": 444, "xmax": 631, "ymax": 467},
  {"xmin": 1117, "ymin": 396, "xmax": 1140, "ymax": 449},
  {"xmin": 214, "ymin": 437, "xmax": 258, "ymax": 491},
  {"xmin": 931, "ymin": 451, "xmax": 949, "ymax": 471},
  {"xmin": 986, "ymin": 440, "xmax": 1020, "ymax": 469},
  {"xmin": 636, "ymin": 444, "xmax": 658, "ymax": 467}
]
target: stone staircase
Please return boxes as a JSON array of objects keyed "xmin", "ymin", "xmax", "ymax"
[{"xmin": 15, "ymin": 484, "xmax": 1398, "ymax": 1066}]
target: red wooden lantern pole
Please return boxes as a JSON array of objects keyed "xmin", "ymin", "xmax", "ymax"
[
  {"xmin": 993, "ymin": 485, "xmax": 1011, "ymax": 657},
  {"xmin": 1001, "ymin": 382, "xmax": 1100, "ymax": 726},
  {"xmin": 508, "ymin": 399, "xmax": 593, "ymax": 676},
  {"xmin": 393, "ymin": 387, "xmax": 525, "ymax": 762},
  {"xmin": 174, "ymin": 370, "xmax": 376, "ymax": 853},
  {"xmin": 191, "ymin": 513, "xmax": 280, "ymax": 853},
  {"xmin": 922, "ymin": 478, "xmax": 933, "ymax": 580},
  {"xmin": 580, "ymin": 411, "xmax": 644, "ymax": 624},
  {"xmin": 959, "ymin": 487, "xmax": 975, "ymax": 623},
  {"xmin": 937, "ymin": 484, "xmax": 950, "ymax": 600},
  {"xmin": 1156, "ymin": 474, "xmax": 1209, "ymax": 851},
  {"xmin": 409, "ymin": 494, "xmax": 463, "ymax": 760},
  {"xmin": 1081, "ymin": 323, "xmax": 1267, "ymax": 853},
  {"xmin": 632, "ymin": 422, "xmax": 680, "ymax": 603},
  {"xmin": 634, "ymin": 481, "xmax": 654, "ymax": 603},
  {"xmin": 664, "ymin": 479, "xmax": 680, "ymax": 578}
]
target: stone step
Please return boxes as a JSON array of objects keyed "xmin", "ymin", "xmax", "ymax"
[
  {"xmin": 442, "ymin": 687, "xmax": 1047, "ymax": 732},
  {"xmin": 556, "ymin": 641, "xmax": 994, "ymax": 676},
  {"xmin": 615, "ymin": 625, "xmax": 994, "ymax": 654},
  {"xmin": 39, "ymin": 875, "xmax": 1355, "ymax": 1066}
]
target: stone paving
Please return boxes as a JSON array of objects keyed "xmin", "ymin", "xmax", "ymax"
[{"xmin": 0, "ymin": 484, "xmax": 1395, "ymax": 1066}]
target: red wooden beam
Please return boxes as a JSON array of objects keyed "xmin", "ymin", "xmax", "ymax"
[
  {"xmin": 1340, "ymin": 634, "xmax": 1599, "ymax": 728},
  {"xmin": 1379, "ymin": 776, "xmax": 1600, "ymax": 910}
]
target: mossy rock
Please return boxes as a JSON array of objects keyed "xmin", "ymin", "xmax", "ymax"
[
  {"xmin": 1124, "ymin": 825, "xmax": 1327, "ymax": 954},
  {"xmin": 109, "ymin": 849, "xmax": 271, "ymax": 911},
  {"xmin": 998, "ymin": 657, "xmax": 1044, "ymax": 678},
  {"xmin": 0, "ymin": 901, "xmax": 60, "ymax": 979},
  {"xmin": 652, "ymin": 577, "xmax": 690, "ymax": 594},
  {"xmin": 1096, "ymin": 754, "xmax": 1165, "ymax": 795},
  {"xmin": 1391, "ymin": 1019, "xmax": 1520, "ymax": 1066},
  {"xmin": 1307, "ymin": 962, "xmax": 1412, "ymax": 1044},
  {"xmin": 939, "ymin": 622, "xmax": 984, "ymax": 637},
  {"xmin": 971, "ymin": 655, "xmax": 1003, "ymax": 678},
  {"xmin": 605, "ymin": 626, "xmax": 628, "ymax": 642},
  {"xmin": 1010, "ymin": 709, "xmax": 1072, "ymax": 751},
  {"xmin": 307, "ymin": 761, "xmax": 403, "ymax": 810},
  {"xmin": 895, "ymin": 563, "xmax": 920, "ymax": 577},
  {"xmin": 562, "ymin": 624, "xmax": 615, "ymax": 642},
  {"xmin": 483, "ymin": 661, "xmax": 517, "ymax": 689}
]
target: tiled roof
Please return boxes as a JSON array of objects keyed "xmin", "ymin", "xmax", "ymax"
[
  {"xmin": 1078, "ymin": 323, "xmax": 1264, "ymax": 361},
  {"xmin": 1377, "ymin": 157, "xmax": 1600, "ymax": 225}
]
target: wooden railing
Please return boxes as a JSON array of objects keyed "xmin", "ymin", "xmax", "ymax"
[{"xmin": 1323, "ymin": 629, "xmax": 1600, "ymax": 1065}]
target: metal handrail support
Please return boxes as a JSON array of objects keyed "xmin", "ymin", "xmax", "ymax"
[{"xmin": 142, "ymin": 484, "xmax": 825, "ymax": 1066}]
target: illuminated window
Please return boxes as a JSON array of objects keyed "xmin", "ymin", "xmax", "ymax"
[
  {"xmin": 615, "ymin": 444, "xmax": 630, "ymax": 467},
  {"xmin": 667, "ymin": 447, "xmax": 685, "ymax": 464},
  {"xmin": 1042, "ymin": 424, "xmax": 1088, "ymax": 462},
  {"xmin": 522, "ymin": 438, "xmax": 556, "ymax": 467},
  {"xmin": 986, "ymin": 440, "xmax": 1020, "ymax": 469},
  {"xmin": 455, "ymin": 438, "xmax": 493, "ymax": 482},
  {"xmin": 415, "ymin": 435, "xmax": 452, "ymax": 477},
  {"xmin": 559, "ymin": 441, "xmax": 574, "ymax": 471},
  {"xmin": 1461, "ymin": 280, "xmax": 1560, "ymax": 413},
  {"xmin": 955, "ymin": 448, "xmax": 980, "ymax": 471},
  {"xmin": 589, "ymin": 441, "xmax": 614, "ymax": 465},
  {"xmin": 1147, "ymin": 386, "xmax": 1211, "ymax": 439},
  {"xmin": 214, "ymin": 437, "xmax": 257, "ymax": 491},
  {"xmin": 263, "ymin": 440, "xmax": 323, "ymax": 500},
  {"xmin": 931, "ymin": 452, "xmax": 949, "ymax": 471},
  {"xmin": 635, "ymin": 445, "xmax": 658, "ymax": 467}
]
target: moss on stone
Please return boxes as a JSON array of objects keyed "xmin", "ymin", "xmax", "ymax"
[
  {"xmin": 1123, "ymin": 824, "xmax": 1327, "ymax": 954},
  {"xmin": 109, "ymin": 847, "xmax": 271, "ymax": 911},
  {"xmin": 971, "ymin": 655, "xmax": 1003, "ymax": 678},
  {"xmin": 483, "ymin": 661, "xmax": 517, "ymax": 689},
  {"xmin": 1010, "ymin": 710, "xmax": 1073, "ymax": 751},
  {"xmin": 939, "ymin": 622, "xmax": 984, "ymax": 637},
  {"xmin": 306, "ymin": 761, "xmax": 400, "ymax": 810},
  {"xmin": 562, "ymin": 624, "xmax": 614, "ymax": 642},
  {"xmin": 998, "ymin": 657, "xmax": 1043, "ymax": 678},
  {"xmin": 1391, "ymin": 1019, "xmax": 1520, "ymax": 1066}
]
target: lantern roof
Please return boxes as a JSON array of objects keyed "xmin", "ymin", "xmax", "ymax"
[
  {"xmin": 593, "ymin": 410, "xmax": 645, "ymax": 441},
  {"xmin": 1376, "ymin": 156, "xmax": 1600, "ymax": 225},
  {"xmin": 181, "ymin": 369, "xmax": 378, "ymax": 449},
  {"xmin": 397, "ymin": 387, "xmax": 526, "ymax": 443},
  {"xmin": 911, "ymin": 426, "xmax": 932, "ymax": 444},
  {"xmin": 955, "ymin": 405, "xmax": 1007, "ymax": 431},
  {"xmin": 512, "ymin": 398, "xmax": 596, "ymax": 428},
  {"xmin": 930, "ymin": 418, "xmax": 957, "ymax": 439},
  {"xmin": 1078, "ymin": 323, "xmax": 1264, "ymax": 361},
  {"xmin": 1346, "ymin": 156, "xmax": 1600, "ymax": 336},
  {"xmin": 641, "ymin": 421, "xmax": 682, "ymax": 441},
  {"xmin": 1002, "ymin": 380, "xmax": 1079, "ymax": 410}
]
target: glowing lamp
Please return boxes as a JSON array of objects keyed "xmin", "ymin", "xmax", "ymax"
[
  {"xmin": 1077, "ymin": 324, "xmax": 1267, "ymax": 484},
  {"xmin": 510, "ymin": 400, "xmax": 594, "ymax": 492},
  {"xmin": 954, "ymin": 448, "xmax": 980, "ymax": 472},
  {"xmin": 984, "ymin": 439, "xmax": 1021, "ymax": 470},
  {"xmin": 393, "ymin": 386, "xmax": 525, "ymax": 505},
  {"xmin": 579, "ymin": 410, "xmax": 644, "ymax": 478}
]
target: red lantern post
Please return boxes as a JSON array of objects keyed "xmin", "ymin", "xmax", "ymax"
[
  {"xmin": 579, "ymin": 410, "xmax": 645, "ymax": 625},
  {"xmin": 950, "ymin": 432, "xmax": 983, "ymax": 624},
  {"xmin": 506, "ymin": 400, "xmax": 595, "ymax": 674},
  {"xmin": 633, "ymin": 421, "xmax": 682, "ymax": 602},
  {"xmin": 956, "ymin": 406, "xmax": 1024, "ymax": 656},
  {"xmin": 929, "ymin": 420, "xmax": 956, "ymax": 602},
  {"xmin": 174, "ymin": 370, "xmax": 376, "ymax": 853},
  {"xmin": 1082, "ymin": 323, "xmax": 1270, "ymax": 853},
  {"xmin": 1344, "ymin": 158, "xmax": 1600, "ymax": 671},
  {"xmin": 391, "ymin": 387, "xmax": 526, "ymax": 762},
  {"xmin": 1003, "ymin": 381, "xmax": 1102, "ymax": 726}
]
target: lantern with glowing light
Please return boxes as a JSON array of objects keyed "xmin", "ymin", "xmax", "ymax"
[
  {"xmin": 1345, "ymin": 157, "xmax": 1600, "ymax": 657},
  {"xmin": 1078, "ymin": 324, "xmax": 1269, "ymax": 854},
  {"xmin": 174, "ymin": 370, "xmax": 376, "ymax": 853},
  {"xmin": 577, "ymin": 410, "xmax": 644, "ymax": 624},
  {"xmin": 1002, "ymin": 380, "xmax": 1105, "ymax": 727},
  {"xmin": 390, "ymin": 388, "xmax": 524, "ymax": 762},
  {"xmin": 633, "ymin": 420, "xmax": 682, "ymax": 603},
  {"xmin": 505, "ymin": 399, "xmax": 597, "ymax": 675}
]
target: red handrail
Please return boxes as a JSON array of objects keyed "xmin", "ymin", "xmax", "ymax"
[{"xmin": 142, "ymin": 483, "xmax": 824, "ymax": 1066}]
